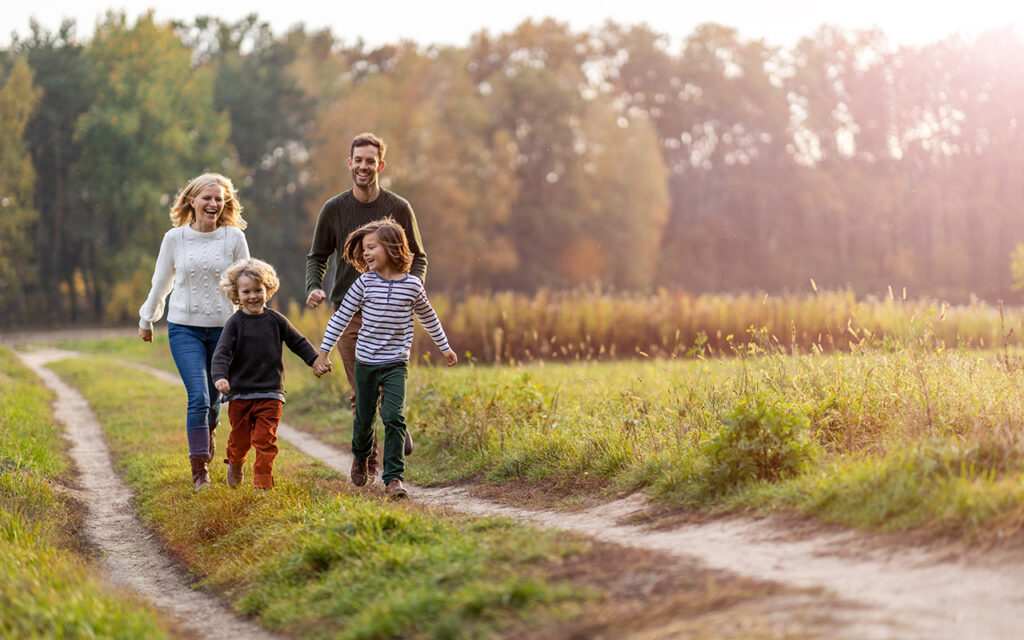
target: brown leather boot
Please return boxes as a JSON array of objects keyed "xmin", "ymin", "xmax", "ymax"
[
  {"xmin": 190, "ymin": 456, "xmax": 210, "ymax": 492},
  {"xmin": 385, "ymin": 479, "xmax": 408, "ymax": 500},
  {"xmin": 350, "ymin": 457, "xmax": 368, "ymax": 487},
  {"xmin": 225, "ymin": 461, "xmax": 243, "ymax": 489}
]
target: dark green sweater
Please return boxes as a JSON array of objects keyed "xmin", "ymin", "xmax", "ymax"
[{"xmin": 305, "ymin": 189, "xmax": 427, "ymax": 308}]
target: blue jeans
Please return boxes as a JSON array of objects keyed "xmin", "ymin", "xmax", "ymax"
[{"xmin": 168, "ymin": 322, "xmax": 222, "ymax": 459}]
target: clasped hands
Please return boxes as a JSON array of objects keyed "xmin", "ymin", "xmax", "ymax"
[{"xmin": 313, "ymin": 352, "xmax": 333, "ymax": 378}]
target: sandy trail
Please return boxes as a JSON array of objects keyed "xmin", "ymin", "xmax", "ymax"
[
  {"xmin": 17, "ymin": 349, "xmax": 282, "ymax": 640},
  {"xmin": 15, "ymin": 342, "xmax": 1024, "ymax": 639}
]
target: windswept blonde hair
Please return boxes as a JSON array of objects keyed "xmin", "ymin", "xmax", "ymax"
[
  {"xmin": 219, "ymin": 258, "xmax": 280, "ymax": 304},
  {"xmin": 343, "ymin": 218, "xmax": 413, "ymax": 274},
  {"xmin": 169, "ymin": 173, "xmax": 247, "ymax": 229}
]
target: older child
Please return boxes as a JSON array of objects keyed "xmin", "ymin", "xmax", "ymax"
[
  {"xmin": 315, "ymin": 219, "xmax": 457, "ymax": 500},
  {"xmin": 212, "ymin": 258, "xmax": 326, "ymax": 490}
]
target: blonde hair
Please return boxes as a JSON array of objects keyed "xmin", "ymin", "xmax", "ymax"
[
  {"xmin": 219, "ymin": 258, "xmax": 280, "ymax": 304},
  {"xmin": 343, "ymin": 218, "xmax": 413, "ymax": 274},
  {"xmin": 169, "ymin": 173, "xmax": 247, "ymax": 229}
]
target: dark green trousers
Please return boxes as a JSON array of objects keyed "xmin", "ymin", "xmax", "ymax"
[{"xmin": 353, "ymin": 361, "xmax": 408, "ymax": 484}]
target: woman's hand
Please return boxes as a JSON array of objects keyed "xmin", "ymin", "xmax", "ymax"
[{"xmin": 139, "ymin": 328, "xmax": 153, "ymax": 342}]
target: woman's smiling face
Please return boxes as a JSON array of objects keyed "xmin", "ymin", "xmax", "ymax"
[{"xmin": 190, "ymin": 185, "xmax": 225, "ymax": 230}]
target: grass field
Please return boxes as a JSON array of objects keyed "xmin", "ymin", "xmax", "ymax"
[{"xmin": 400, "ymin": 342, "xmax": 1024, "ymax": 540}]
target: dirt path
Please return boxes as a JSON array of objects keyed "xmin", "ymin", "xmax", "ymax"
[
  {"xmin": 14, "ymin": 339, "xmax": 1024, "ymax": 639},
  {"xmin": 17, "ymin": 349, "xmax": 282, "ymax": 640}
]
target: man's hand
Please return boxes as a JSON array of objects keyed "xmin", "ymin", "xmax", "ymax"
[
  {"xmin": 139, "ymin": 328, "xmax": 153, "ymax": 342},
  {"xmin": 443, "ymin": 349, "xmax": 458, "ymax": 367},
  {"xmin": 306, "ymin": 289, "xmax": 327, "ymax": 308},
  {"xmin": 214, "ymin": 378, "xmax": 230, "ymax": 394}
]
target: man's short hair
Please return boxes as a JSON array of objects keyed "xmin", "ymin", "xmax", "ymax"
[{"xmin": 350, "ymin": 132, "xmax": 386, "ymax": 161}]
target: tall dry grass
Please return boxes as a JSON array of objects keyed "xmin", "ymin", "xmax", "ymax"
[{"xmin": 285, "ymin": 288, "xmax": 1022, "ymax": 365}]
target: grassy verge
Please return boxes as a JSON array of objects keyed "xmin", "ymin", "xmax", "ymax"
[
  {"xmin": 346, "ymin": 340, "xmax": 1024, "ymax": 541},
  {"xmin": 402, "ymin": 344, "xmax": 1024, "ymax": 540},
  {"xmin": 52, "ymin": 355, "xmax": 813, "ymax": 639},
  {"xmin": 0, "ymin": 345, "xmax": 174, "ymax": 639}
]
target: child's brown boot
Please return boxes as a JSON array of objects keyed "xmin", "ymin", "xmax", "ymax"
[
  {"xmin": 225, "ymin": 461, "xmax": 243, "ymax": 489},
  {"xmin": 350, "ymin": 457, "xmax": 368, "ymax": 487},
  {"xmin": 385, "ymin": 479, "xmax": 408, "ymax": 500}
]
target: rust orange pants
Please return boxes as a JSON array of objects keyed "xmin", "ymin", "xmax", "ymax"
[{"xmin": 226, "ymin": 398, "xmax": 283, "ymax": 488}]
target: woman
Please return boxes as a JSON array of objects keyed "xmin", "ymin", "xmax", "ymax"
[{"xmin": 139, "ymin": 173, "xmax": 250, "ymax": 491}]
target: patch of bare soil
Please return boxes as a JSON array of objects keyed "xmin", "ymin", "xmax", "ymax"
[
  {"xmin": 17, "ymin": 349, "xmax": 282, "ymax": 640},
  {"xmin": 467, "ymin": 474, "xmax": 621, "ymax": 512},
  {"xmin": 519, "ymin": 540, "xmax": 838, "ymax": 639}
]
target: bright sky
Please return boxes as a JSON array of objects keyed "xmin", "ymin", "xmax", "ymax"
[{"xmin": 3, "ymin": 0, "xmax": 1023, "ymax": 49}]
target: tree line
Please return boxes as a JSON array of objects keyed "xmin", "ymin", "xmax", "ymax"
[{"xmin": 1, "ymin": 12, "xmax": 1023, "ymax": 327}]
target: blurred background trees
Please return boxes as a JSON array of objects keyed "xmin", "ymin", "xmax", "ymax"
[
  {"xmin": 2, "ymin": 12, "xmax": 1023, "ymax": 326},
  {"xmin": 0, "ymin": 58, "xmax": 40, "ymax": 319}
]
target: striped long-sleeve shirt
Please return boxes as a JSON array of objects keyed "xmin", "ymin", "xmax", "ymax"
[{"xmin": 319, "ymin": 272, "xmax": 451, "ymax": 364}]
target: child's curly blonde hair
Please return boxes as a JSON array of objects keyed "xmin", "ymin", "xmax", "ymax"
[{"xmin": 219, "ymin": 258, "xmax": 280, "ymax": 304}]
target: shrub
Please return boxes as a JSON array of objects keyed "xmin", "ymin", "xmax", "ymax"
[{"xmin": 701, "ymin": 396, "xmax": 818, "ymax": 497}]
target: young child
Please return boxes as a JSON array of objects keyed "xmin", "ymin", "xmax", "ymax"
[
  {"xmin": 212, "ymin": 258, "xmax": 327, "ymax": 490},
  {"xmin": 315, "ymin": 218, "xmax": 457, "ymax": 500}
]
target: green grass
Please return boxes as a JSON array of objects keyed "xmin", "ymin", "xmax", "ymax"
[
  {"xmin": 0, "ymin": 345, "xmax": 174, "ymax": 639},
  {"xmin": 50, "ymin": 356, "xmax": 605, "ymax": 639}
]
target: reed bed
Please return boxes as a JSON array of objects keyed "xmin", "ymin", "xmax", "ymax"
[{"xmin": 286, "ymin": 288, "xmax": 1023, "ymax": 365}]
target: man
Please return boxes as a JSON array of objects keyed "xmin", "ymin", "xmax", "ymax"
[{"xmin": 306, "ymin": 132, "xmax": 426, "ymax": 462}]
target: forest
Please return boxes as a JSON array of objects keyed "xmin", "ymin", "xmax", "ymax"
[{"xmin": 1, "ymin": 11, "xmax": 1023, "ymax": 327}]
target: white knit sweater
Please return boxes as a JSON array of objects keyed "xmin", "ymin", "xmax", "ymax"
[{"xmin": 139, "ymin": 225, "xmax": 250, "ymax": 330}]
